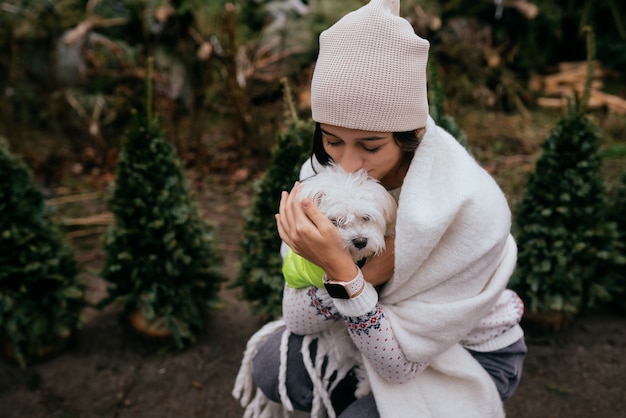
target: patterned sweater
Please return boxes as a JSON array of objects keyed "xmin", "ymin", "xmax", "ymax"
[{"xmin": 283, "ymin": 285, "xmax": 523, "ymax": 383}]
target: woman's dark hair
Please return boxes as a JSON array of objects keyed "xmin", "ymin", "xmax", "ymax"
[{"xmin": 311, "ymin": 122, "xmax": 424, "ymax": 168}]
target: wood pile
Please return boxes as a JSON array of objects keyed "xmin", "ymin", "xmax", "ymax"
[
  {"xmin": 46, "ymin": 192, "xmax": 111, "ymax": 239},
  {"xmin": 531, "ymin": 61, "xmax": 626, "ymax": 114}
]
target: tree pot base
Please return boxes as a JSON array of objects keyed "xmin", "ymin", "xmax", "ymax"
[
  {"xmin": 523, "ymin": 310, "xmax": 575, "ymax": 332},
  {"xmin": 129, "ymin": 310, "xmax": 174, "ymax": 338},
  {"xmin": 2, "ymin": 333, "xmax": 72, "ymax": 368}
]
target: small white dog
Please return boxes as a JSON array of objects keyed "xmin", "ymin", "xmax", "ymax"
[
  {"xmin": 297, "ymin": 163, "xmax": 397, "ymax": 264},
  {"xmin": 293, "ymin": 163, "xmax": 397, "ymax": 399}
]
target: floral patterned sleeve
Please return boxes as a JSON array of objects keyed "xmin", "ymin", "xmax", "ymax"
[
  {"xmin": 282, "ymin": 286, "xmax": 341, "ymax": 335},
  {"xmin": 284, "ymin": 283, "xmax": 427, "ymax": 384},
  {"xmin": 337, "ymin": 286, "xmax": 428, "ymax": 384}
]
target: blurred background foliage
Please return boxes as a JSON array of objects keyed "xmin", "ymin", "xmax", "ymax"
[{"xmin": 0, "ymin": 0, "xmax": 624, "ymax": 188}]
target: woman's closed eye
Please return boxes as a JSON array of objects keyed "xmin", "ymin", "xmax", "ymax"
[
  {"xmin": 325, "ymin": 139, "xmax": 342, "ymax": 148},
  {"xmin": 363, "ymin": 145, "xmax": 381, "ymax": 153}
]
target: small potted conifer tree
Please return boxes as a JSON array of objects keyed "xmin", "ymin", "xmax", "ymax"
[
  {"xmin": 611, "ymin": 173, "xmax": 626, "ymax": 238},
  {"xmin": 234, "ymin": 79, "xmax": 314, "ymax": 320},
  {"xmin": 100, "ymin": 66, "xmax": 223, "ymax": 347},
  {"xmin": 0, "ymin": 138, "xmax": 84, "ymax": 368},
  {"xmin": 511, "ymin": 30, "xmax": 623, "ymax": 328},
  {"xmin": 428, "ymin": 62, "xmax": 468, "ymax": 148},
  {"xmin": 606, "ymin": 171, "xmax": 626, "ymax": 313}
]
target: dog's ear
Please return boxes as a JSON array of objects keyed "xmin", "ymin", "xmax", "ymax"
[
  {"xmin": 381, "ymin": 194, "xmax": 398, "ymax": 234},
  {"xmin": 312, "ymin": 191, "xmax": 326, "ymax": 207}
]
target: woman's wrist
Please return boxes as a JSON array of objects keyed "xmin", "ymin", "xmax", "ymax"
[
  {"xmin": 324, "ymin": 262, "xmax": 359, "ymax": 282},
  {"xmin": 323, "ymin": 268, "xmax": 366, "ymax": 299},
  {"xmin": 333, "ymin": 283, "xmax": 378, "ymax": 315}
]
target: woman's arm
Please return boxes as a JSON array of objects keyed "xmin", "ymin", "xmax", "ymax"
[
  {"xmin": 284, "ymin": 281, "xmax": 427, "ymax": 383},
  {"xmin": 282, "ymin": 286, "xmax": 341, "ymax": 335},
  {"xmin": 334, "ymin": 283, "xmax": 428, "ymax": 383}
]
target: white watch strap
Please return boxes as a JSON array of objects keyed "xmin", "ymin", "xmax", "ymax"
[
  {"xmin": 345, "ymin": 270, "xmax": 365, "ymax": 296},
  {"xmin": 324, "ymin": 268, "xmax": 365, "ymax": 298}
]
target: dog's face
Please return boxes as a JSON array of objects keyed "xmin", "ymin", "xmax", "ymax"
[{"xmin": 297, "ymin": 164, "xmax": 397, "ymax": 262}]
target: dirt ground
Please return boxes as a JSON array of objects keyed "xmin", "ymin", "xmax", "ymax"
[{"xmin": 1, "ymin": 113, "xmax": 626, "ymax": 418}]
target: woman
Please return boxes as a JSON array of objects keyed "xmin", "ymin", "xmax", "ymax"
[{"xmin": 233, "ymin": 1, "xmax": 526, "ymax": 417}]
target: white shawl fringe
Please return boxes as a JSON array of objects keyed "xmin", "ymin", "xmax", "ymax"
[{"xmin": 233, "ymin": 320, "xmax": 366, "ymax": 418}]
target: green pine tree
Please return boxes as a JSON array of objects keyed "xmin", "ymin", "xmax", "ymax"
[
  {"xmin": 512, "ymin": 29, "xmax": 623, "ymax": 326},
  {"xmin": 428, "ymin": 62, "xmax": 468, "ymax": 148},
  {"xmin": 512, "ymin": 103, "xmax": 603, "ymax": 320},
  {"xmin": 100, "ymin": 113, "xmax": 223, "ymax": 348},
  {"xmin": 611, "ymin": 171, "xmax": 626, "ymax": 247},
  {"xmin": 0, "ymin": 138, "xmax": 84, "ymax": 368},
  {"xmin": 606, "ymin": 171, "xmax": 626, "ymax": 313},
  {"xmin": 234, "ymin": 79, "xmax": 314, "ymax": 320}
]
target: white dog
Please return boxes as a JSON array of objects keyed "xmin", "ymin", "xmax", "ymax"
[
  {"xmin": 292, "ymin": 163, "xmax": 397, "ymax": 399},
  {"xmin": 297, "ymin": 163, "xmax": 397, "ymax": 264}
]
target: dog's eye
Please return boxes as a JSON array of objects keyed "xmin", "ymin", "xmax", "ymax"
[
  {"xmin": 328, "ymin": 217, "xmax": 346, "ymax": 227},
  {"xmin": 362, "ymin": 215, "xmax": 371, "ymax": 222}
]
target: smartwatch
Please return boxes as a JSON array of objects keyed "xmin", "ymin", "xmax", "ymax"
[{"xmin": 323, "ymin": 269, "xmax": 365, "ymax": 299}]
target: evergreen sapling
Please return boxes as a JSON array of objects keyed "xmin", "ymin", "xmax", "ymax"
[
  {"xmin": 100, "ymin": 114, "xmax": 223, "ymax": 348},
  {"xmin": 428, "ymin": 62, "xmax": 468, "ymax": 148},
  {"xmin": 234, "ymin": 80, "xmax": 314, "ymax": 320},
  {"xmin": 605, "ymin": 171, "xmax": 626, "ymax": 312},
  {"xmin": 0, "ymin": 138, "xmax": 84, "ymax": 368},
  {"xmin": 512, "ymin": 30, "xmax": 624, "ymax": 325}
]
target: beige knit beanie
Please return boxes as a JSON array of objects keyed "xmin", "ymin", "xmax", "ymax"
[{"xmin": 311, "ymin": 0, "xmax": 430, "ymax": 132}]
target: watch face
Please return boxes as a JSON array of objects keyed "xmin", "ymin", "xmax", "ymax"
[{"xmin": 324, "ymin": 282, "xmax": 351, "ymax": 299}]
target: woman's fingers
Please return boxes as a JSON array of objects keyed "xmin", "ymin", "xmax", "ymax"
[
  {"xmin": 301, "ymin": 198, "xmax": 333, "ymax": 234},
  {"xmin": 275, "ymin": 183, "xmax": 354, "ymax": 274},
  {"xmin": 275, "ymin": 213, "xmax": 289, "ymax": 246},
  {"xmin": 283, "ymin": 183, "xmax": 300, "ymax": 229},
  {"xmin": 276, "ymin": 191, "xmax": 294, "ymax": 245},
  {"xmin": 277, "ymin": 183, "xmax": 312, "ymax": 250}
]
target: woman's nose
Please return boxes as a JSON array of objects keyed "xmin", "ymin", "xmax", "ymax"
[{"xmin": 337, "ymin": 154, "xmax": 363, "ymax": 173}]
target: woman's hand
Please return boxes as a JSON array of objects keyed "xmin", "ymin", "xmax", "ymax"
[
  {"xmin": 275, "ymin": 183, "xmax": 357, "ymax": 281},
  {"xmin": 361, "ymin": 235, "xmax": 395, "ymax": 287}
]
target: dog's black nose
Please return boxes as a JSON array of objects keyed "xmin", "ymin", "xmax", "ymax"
[{"xmin": 352, "ymin": 237, "xmax": 368, "ymax": 249}]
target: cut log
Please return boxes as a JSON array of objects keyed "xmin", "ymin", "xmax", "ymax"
[{"xmin": 533, "ymin": 61, "xmax": 626, "ymax": 114}]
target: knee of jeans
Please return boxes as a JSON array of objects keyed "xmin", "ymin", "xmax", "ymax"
[
  {"xmin": 252, "ymin": 333, "xmax": 282, "ymax": 403},
  {"xmin": 499, "ymin": 372, "xmax": 522, "ymax": 402},
  {"xmin": 487, "ymin": 357, "xmax": 524, "ymax": 402}
]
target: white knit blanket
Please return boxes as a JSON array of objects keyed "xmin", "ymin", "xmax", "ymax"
[{"xmin": 234, "ymin": 117, "xmax": 515, "ymax": 417}]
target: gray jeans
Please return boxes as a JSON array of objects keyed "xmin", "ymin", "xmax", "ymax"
[{"xmin": 252, "ymin": 327, "xmax": 527, "ymax": 417}]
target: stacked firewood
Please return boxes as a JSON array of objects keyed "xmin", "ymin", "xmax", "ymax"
[{"xmin": 531, "ymin": 61, "xmax": 626, "ymax": 114}]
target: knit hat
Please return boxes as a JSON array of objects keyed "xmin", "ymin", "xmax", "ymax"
[{"xmin": 311, "ymin": 0, "xmax": 430, "ymax": 132}]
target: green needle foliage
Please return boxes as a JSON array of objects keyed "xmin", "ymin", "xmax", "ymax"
[
  {"xmin": 0, "ymin": 138, "xmax": 84, "ymax": 368},
  {"xmin": 428, "ymin": 62, "xmax": 468, "ymax": 148},
  {"xmin": 606, "ymin": 171, "xmax": 626, "ymax": 313},
  {"xmin": 234, "ymin": 80, "xmax": 314, "ymax": 320},
  {"xmin": 610, "ymin": 172, "xmax": 626, "ymax": 245},
  {"xmin": 512, "ymin": 29, "xmax": 624, "ymax": 325},
  {"xmin": 511, "ymin": 99, "xmax": 622, "ymax": 321},
  {"xmin": 100, "ymin": 114, "xmax": 223, "ymax": 348}
]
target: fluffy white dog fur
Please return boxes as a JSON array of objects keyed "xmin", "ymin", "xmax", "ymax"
[{"xmin": 297, "ymin": 163, "xmax": 397, "ymax": 263}]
